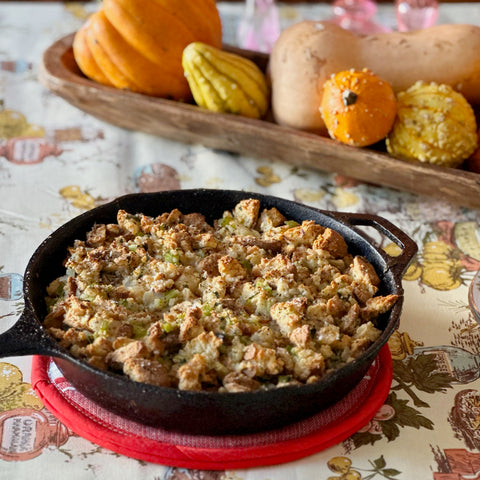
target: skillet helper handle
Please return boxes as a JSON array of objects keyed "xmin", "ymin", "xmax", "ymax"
[
  {"xmin": 0, "ymin": 307, "xmax": 60, "ymax": 359},
  {"xmin": 333, "ymin": 212, "xmax": 418, "ymax": 277}
]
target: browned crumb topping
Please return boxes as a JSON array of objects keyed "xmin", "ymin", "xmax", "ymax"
[{"xmin": 45, "ymin": 199, "xmax": 397, "ymax": 392}]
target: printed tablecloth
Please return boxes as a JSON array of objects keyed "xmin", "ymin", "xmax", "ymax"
[{"xmin": 2, "ymin": 2, "xmax": 480, "ymax": 479}]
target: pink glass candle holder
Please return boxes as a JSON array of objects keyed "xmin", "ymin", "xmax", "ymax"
[
  {"xmin": 236, "ymin": 0, "xmax": 280, "ymax": 53},
  {"xmin": 329, "ymin": 0, "xmax": 391, "ymax": 35},
  {"xmin": 395, "ymin": 0, "xmax": 439, "ymax": 32}
]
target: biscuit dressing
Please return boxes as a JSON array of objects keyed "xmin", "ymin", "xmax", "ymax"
[{"xmin": 45, "ymin": 199, "xmax": 397, "ymax": 392}]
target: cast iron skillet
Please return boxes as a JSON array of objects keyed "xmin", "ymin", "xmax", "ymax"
[{"xmin": 0, "ymin": 189, "xmax": 417, "ymax": 435}]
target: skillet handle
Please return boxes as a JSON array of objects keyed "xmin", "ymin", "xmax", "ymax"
[
  {"xmin": 0, "ymin": 307, "xmax": 61, "ymax": 359},
  {"xmin": 0, "ymin": 272, "xmax": 62, "ymax": 358},
  {"xmin": 332, "ymin": 212, "xmax": 418, "ymax": 277}
]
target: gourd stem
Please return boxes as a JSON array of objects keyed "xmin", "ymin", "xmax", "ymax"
[{"xmin": 342, "ymin": 89, "xmax": 358, "ymax": 106}]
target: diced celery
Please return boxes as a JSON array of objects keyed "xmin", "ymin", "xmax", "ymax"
[
  {"xmin": 201, "ymin": 303, "xmax": 214, "ymax": 316},
  {"xmin": 132, "ymin": 324, "xmax": 147, "ymax": 339},
  {"xmin": 285, "ymin": 220, "xmax": 299, "ymax": 228},
  {"xmin": 97, "ymin": 320, "xmax": 110, "ymax": 336},
  {"xmin": 163, "ymin": 250, "xmax": 180, "ymax": 264},
  {"xmin": 220, "ymin": 215, "xmax": 234, "ymax": 227},
  {"xmin": 162, "ymin": 322, "xmax": 175, "ymax": 333}
]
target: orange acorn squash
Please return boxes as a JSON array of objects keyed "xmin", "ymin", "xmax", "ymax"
[
  {"xmin": 72, "ymin": 20, "xmax": 113, "ymax": 87},
  {"xmin": 72, "ymin": 0, "xmax": 223, "ymax": 100}
]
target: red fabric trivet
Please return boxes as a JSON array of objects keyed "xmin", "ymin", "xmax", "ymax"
[{"xmin": 31, "ymin": 345, "xmax": 392, "ymax": 470}]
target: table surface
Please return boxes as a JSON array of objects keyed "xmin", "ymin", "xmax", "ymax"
[{"xmin": 2, "ymin": 2, "xmax": 480, "ymax": 479}]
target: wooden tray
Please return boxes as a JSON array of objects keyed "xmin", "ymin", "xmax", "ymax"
[{"xmin": 39, "ymin": 33, "xmax": 480, "ymax": 210}]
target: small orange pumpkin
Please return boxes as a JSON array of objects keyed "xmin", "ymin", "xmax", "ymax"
[
  {"xmin": 72, "ymin": 0, "xmax": 223, "ymax": 101},
  {"xmin": 320, "ymin": 69, "xmax": 397, "ymax": 147}
]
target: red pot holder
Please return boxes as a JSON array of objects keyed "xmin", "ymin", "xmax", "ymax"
[{"xmin": 31, "ymin": 345, "xmax": 392, "ymax": 470}]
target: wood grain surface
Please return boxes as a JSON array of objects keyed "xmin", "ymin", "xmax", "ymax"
[{"xmin": 39, "ymin": 33, "xmax": 480, "ymax": 210}]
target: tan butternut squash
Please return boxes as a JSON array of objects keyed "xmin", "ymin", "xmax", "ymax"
[{"xmin": 269, "ymin": 21, "xmax": 480, "ymax": 134}]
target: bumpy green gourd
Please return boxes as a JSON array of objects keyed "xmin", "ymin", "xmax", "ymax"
[{"xmin": 182, "ymin": 42, "xmax": 269, "ymax": 119}]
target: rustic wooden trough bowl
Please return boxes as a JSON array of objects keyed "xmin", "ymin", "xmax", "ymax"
[{"xmin": 38, "ymin": 33, "xmax": 480, "ymax": 210}]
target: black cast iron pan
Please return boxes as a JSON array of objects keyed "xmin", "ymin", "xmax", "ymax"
[{"xmin": 0, "ymin": 189, "xmax": 417, "ymax": 435}]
